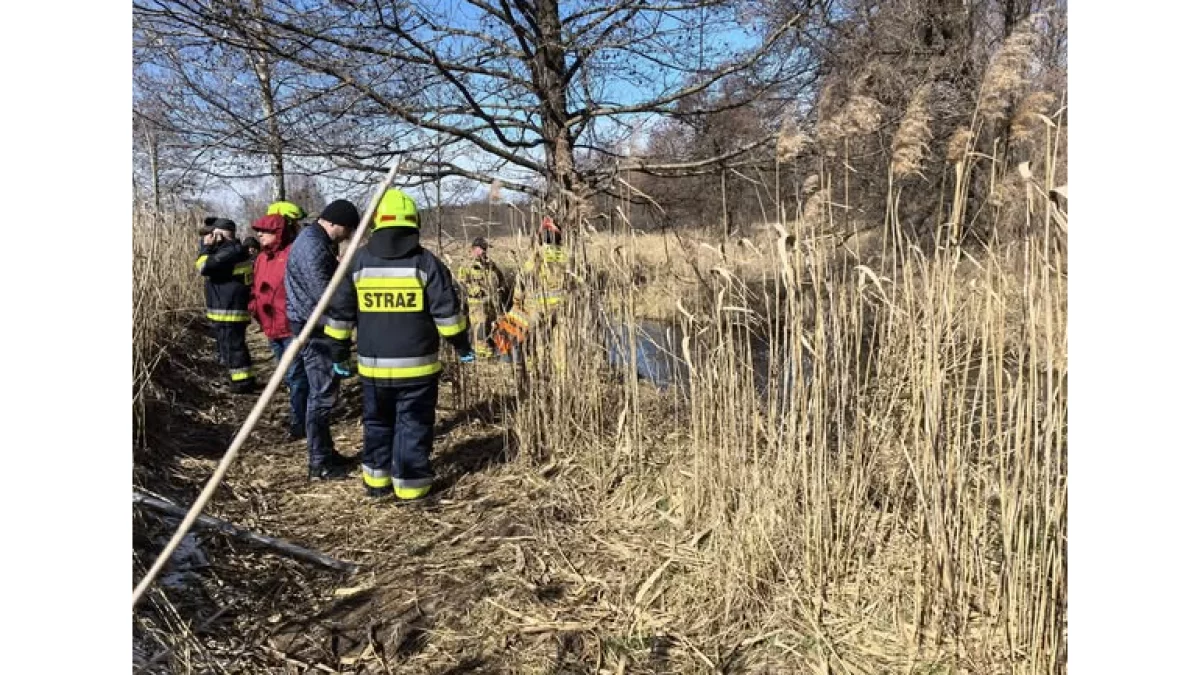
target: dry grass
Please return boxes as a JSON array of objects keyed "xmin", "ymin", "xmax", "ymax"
[
  {"xmin": 133, "ymin": 127, "xmax": 1066, "ymax": 673},
  {"xmin": 133, "ymin": 209, "xmax": 206, "ymax": 443}
]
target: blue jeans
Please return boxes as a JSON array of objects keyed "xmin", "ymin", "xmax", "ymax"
[
  {"xmin": 269, "ymin": 337, "xmax": 310, "ymax": 435},
  {"xmin": 289, "ymin": 322, "xmax": 341, "ymax": 467}
]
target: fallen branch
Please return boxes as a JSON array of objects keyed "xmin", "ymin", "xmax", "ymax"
[{"xmin": 133, "ymin": 490, "xmax": 359, "ymax": 574}]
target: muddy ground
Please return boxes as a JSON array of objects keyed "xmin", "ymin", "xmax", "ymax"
[{"xmin": 133, "ymin": 319, "xmax": 703, "ymax": 675}]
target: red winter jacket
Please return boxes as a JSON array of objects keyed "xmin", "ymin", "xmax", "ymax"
[{"xmin": 248, "ymin": 215, "xmax": 296, "ymax": 340}]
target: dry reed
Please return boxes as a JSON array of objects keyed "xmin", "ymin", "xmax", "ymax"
[
  {"xmin": 891, "ymin": 84, "xmax": 934, "ymax": 178},
  {"xmin": 133, "ymin": 132, "xmax": 1066, "ymax": 674},
  {"xmin": 947, "ymin": 127, "xmax": 974, "ymax": 163},
  {"xmin": 979, "ymin": 22, "xmax": 1038, "ymax": 121},
  {"xmin": 487, "ymin": 147, "xmax": 1065, "ymax": 671},
  {"xmin": 802, "ymin": 186, "xmax": 830, "ymax": 227},
  {"xmin": 1011, "ymin": 90, "xmax": 1057, "ymax": 142},
  {"xmin": 133, "ymin": 209, "xmax": 204, "ymax": 441},
  {"xmin": 776, "ymin": 118, "xmax": 810, "ymax": 164},
  {"xmin": 818, "ymin": 94, "xmax": 886, "ymax": 147}
]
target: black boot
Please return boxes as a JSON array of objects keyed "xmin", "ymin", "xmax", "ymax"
[
  {"xmin": 230, "ymin": 379, "xmax": 257, "ymax": 395},
  {"xmin": 364, "ymin": 484, "xmax": 392, "ymax": 499},
  {"xmin": 308, "ymin": 461, "xmax": 353, "ymax": 481}
]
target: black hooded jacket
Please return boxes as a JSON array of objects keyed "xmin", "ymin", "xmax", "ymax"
[
  {"xmin": 324, "ymin": 229, "xmax": 470, "ymax": 385},
  {"xmin": 195, "ymin": 237, "xmax": 253, "ymax": 322}
]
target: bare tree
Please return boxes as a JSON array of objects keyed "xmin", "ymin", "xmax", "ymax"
[
  {"xmin": 132, "ymin": 93, "xmax": 213, "ymax": 213},
  {"xmin": 633, "ymin": 74, "xmax": 781, "ymax": 231},
  {"xmin": 132, "ymin": 0, "xmax": 822, "ymax": 223},
  {"xmin": 247, "ymin": 0, "xmax": 286, "ymax": 200},
  {"xmin": 134, "ymin": 1, "xmax": 408, "ymax": 198},
  {"xmin": 234, "ymin": 174, "xmax": 328, "ymax": 224}
]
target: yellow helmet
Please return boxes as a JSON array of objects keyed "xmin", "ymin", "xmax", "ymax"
[
  {"xmin": 374, "ymin": 189, "xmax": 420, "ymax": 229},
  {"xmin": 267, "ymin": 201, "xmax": 307, "ymax": 221}
]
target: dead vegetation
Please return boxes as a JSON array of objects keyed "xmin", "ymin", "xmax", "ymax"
[
  {"xmin": 134, "ymin": 123, "xmax": 1065, "ymax": 672},
  {"xmin": 132, "ymin": 3, "xmax": 1066, "ymax": 660}
]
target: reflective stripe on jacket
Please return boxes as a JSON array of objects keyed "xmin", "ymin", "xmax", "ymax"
[
  {"xmin": 197, "ymin": 239, "xmax": 252, "ymax": 323},
  {"xmin": 325, "ymin": 229, "xmax": 470, "ymax": 385},
  {"xmin": 519, "ymin": 244, "xmax": 569, "ymax": 308},
  {"xmin": 457, "ymin": 259, "xmax": 506, "ymax": 309}
]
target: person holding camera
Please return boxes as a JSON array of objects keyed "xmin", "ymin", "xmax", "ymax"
[{"xmin": 195, "ymin": 217, "xmax": 256, "ymax": 394}]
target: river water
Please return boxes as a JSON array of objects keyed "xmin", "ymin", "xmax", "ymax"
[{"xmin": 601, "ymin": 317, "xmax": 811, "ymax": 401}]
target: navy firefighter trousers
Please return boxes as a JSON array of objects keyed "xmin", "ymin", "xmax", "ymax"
[{"xmin": 360, "ymin": 378, "xmax": 439, "ymax": 498}]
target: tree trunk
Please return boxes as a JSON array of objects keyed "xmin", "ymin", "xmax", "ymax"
[
  {"xmin": 250, "ymin": 0, "xmax": 285, "ymax": 201},
  {"xmin": 251, "ymin": 56, "xmax": 286, "ymax": 201},
  {"xmin": 132, "ymin": 490, "xmax": 358, "ymax": 573},
  {"xmin": 436, "ymin": 135, "xmax": 444, "ymax": 254},
  {"xmin": 533, "ymin": 0, "xmax": 581, "ymax": 225},
  {"xmin": 721, "ymin": 170, "xmax": 730, "ymax": 240}
]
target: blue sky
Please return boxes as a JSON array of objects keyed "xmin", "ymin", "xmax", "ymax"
[{"xmin": 174, "ymin": 2, "xmax": 769, "ymax": 214}]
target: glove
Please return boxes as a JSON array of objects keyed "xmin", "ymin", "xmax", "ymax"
[
  {"xmin": 327, "ymin": 336, "xmax": 352, "ymax": 364},
  {"xmin": 332, "ymin": 361, "xmax": 353, "ymax": 379},
  {"xmin": 459, "ymin": 351, "xmax": 476, "ymax": 364}
]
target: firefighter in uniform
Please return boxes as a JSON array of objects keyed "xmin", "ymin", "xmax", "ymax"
[
  {"xmin": 508, "ymin": 217, "xmax": 570, "ymax": 369},
  {"xmin": 517, "ymin": 217, "xmax": 569, "ymax": 311},
  {"xmin": 456, "ymin": 236, "xmax": 507, "ymax": 359},
  {"xmin": 195, "ymin": 217, "xmax": 256, "ymax": 393},
  {"xmin": 325, "ymin": 188, "xmax": 474, "ymax": 501}
]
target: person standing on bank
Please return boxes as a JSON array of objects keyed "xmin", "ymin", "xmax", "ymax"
[
  {"xmin": 248, "ymin": 213, "xmax": 309, "ymax": 440},
  {"xmin": 456, "ymin": 236, "xmax": 507, "ymax": 359},
  {"xmin": 195, "ymin": 217, "xmax": 256, "ymax": 394},
  {"xmin": 325, "ymin": 188, "xmax": 474, "ymax": 502},
  {"xmin": 284, "ymin": 200, "xmax": 362, "ymax": 480}
]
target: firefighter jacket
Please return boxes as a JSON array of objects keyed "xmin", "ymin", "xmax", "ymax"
[
  {"xmin": 196, "ymin": 238, "xmax": 253, "ymax": 323},
  {"xmin": 325, "ymin": 229, "xmax": 470, "ymax": 386},
  {"xmin": 516, "ymin": 244, "xmax": 569, "ymax": 309},
  {"xmin": 457, "ymin": 258, "xmax": 507, "ymax": 312}
]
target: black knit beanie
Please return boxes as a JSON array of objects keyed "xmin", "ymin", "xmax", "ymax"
[{"xmin": 319, "ymin": 200, "xmax": 361, "ymax": 229}]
